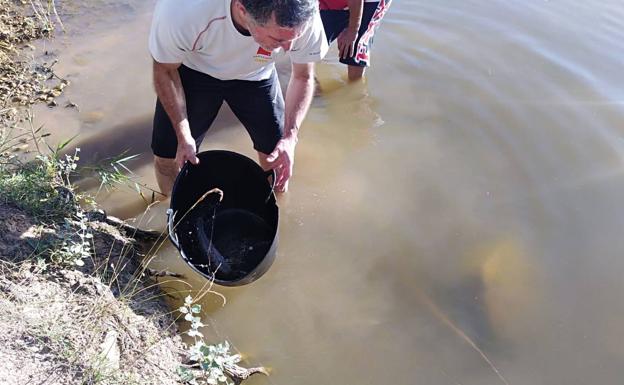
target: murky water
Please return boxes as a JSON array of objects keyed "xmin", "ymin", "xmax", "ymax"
[{"xmin": 33, "ymin": 1, "xmax": 624, "ymax": 384}]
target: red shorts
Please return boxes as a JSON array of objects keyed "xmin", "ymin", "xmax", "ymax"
[{"xmin": 320, "ymin": 0, "xmax": 392, "ymax": 67}]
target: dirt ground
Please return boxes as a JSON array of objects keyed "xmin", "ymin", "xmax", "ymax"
[
  {"xmin": 0, "ymin": 2, "xmax": 188, "ymax": 384},
  {"xmin": 1, "ymin": 0, "xmax": 68, "ymax": 126},
  {"xmin": 0, "ymin": 201, "xmax": 187, "ymax": 385}
]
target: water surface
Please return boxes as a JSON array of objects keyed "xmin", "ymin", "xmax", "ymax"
[{"xmin": 34, "ymin": 1, "xmax": 624, "ymax": 384}]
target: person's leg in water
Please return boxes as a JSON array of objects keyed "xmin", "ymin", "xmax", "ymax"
[
  {"xmin": 347, "ymin": 64, "xmax": 365, "ymax": 82},
  {"xmin": 151, "ymin": 65, "xmax": 224, "ymax": 196},
  {"xmin": 224, "ymin": 69, "xmax": 287, "ymax": 191},
  {"xmin": 154, "ymin": 155, "xmax": 179, "ymax": 196},
  {"xmin": 319, "ymin": 1, "xmax": 391, "ymax": 84},
  {"xmin": 342, "ymin": 1, "xmax": 392, "ymax": 80}
]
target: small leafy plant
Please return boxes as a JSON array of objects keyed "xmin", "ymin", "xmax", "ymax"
[
  {"xmin": 0, "ymin": 152, "xmax": 78, "ymax": 221},
  {"xmin": 177, "ymin": 296, "xmax": 241, "ymax": 385},
  {"xmin": 0, "ymin": 146, "xmax": 94, "ymax": 267},
  {"xmin": 49, "ymin": 209, "xmax": 93, "ymax": 266}
]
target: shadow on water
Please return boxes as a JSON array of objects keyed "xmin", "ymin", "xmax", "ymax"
[
  {"xmin": 66, "ymin": 105, "xmax": 242, "ymax": 189},
  {"xmin": 432, "ymin": 275, "xmax": 499, "ymax": 352},
  {"xmin": 69, "ymin": 105, "xmax": 241, "ymax": 163},
  {"xmin": 71, "ymin": 116, "xmax": 154, "ymax": 169}
]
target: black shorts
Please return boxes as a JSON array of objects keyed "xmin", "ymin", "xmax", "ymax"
[
  {"xmin": 320, "ymin": 0, "xmax": 392, "ymax": 67},
  {"xmin": 152, "ymin": 65, "xmax": 285, "ymax": 158}
]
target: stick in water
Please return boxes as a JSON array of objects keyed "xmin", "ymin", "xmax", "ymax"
[{"xmin": 416, "ymin": 289, "xmax": 510, "ymax": 385}]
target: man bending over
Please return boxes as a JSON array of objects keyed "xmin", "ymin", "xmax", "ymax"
[{"xmin": 149, "ymin": 0, "xmax": 328, "ymax": 194}]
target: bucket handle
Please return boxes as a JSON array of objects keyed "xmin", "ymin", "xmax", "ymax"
[
  {"xmin": 265, "ymin": 169, "xmax": 277, "ymax": 202},
  {"xmin": 166, "ymin": 208, "xmax": 179, "ymax": 249},
  {"xmin": 167, "ymin": 188, "xmax": 224, "ymax": 250}
]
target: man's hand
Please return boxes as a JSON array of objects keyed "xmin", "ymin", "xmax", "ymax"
[
  {"xmin": 276, "ymin": 62, "xmax": 314, "ymax": 193},
  {"xmin": 153, "ymin": 60, "xmax": 198, "ymax": 169},
  {"xmin": 337, "ymin": 27, "xmax": 359, "ymax": 59},
  {"xmin": 266, "ymin": 135, "xmax": 298, "ymax": 192},
  {"xmin": 175, "ymin": 130, "xmax": 199, "ymax": 169},
  {"xmin": 340, "ymin": 0, "xmax": 364, "ymax": 59}
]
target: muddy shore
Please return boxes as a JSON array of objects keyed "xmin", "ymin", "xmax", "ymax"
[
  {"xmin": 0, "ymin": 2, "xmax": 187, "ymax": 383},
  {"xmin": 0, "ymin": 2, "xmax": 271, "ymax": 383}
]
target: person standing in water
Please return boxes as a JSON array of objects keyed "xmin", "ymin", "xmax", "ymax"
[
  {"xmin": 320, "ymin": 0, "xmax": 392, "ymax": 81},
  {"xmin": 149, "ymin": 0, "xmax": 328, "ymax": 195}
]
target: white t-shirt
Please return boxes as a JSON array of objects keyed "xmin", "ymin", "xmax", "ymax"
[{"xmin": 149, "ymin": 0, "xmax": 328, "ymax": 81}]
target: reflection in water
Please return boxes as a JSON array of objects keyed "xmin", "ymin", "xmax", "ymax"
[
  {"xmin": 32, "ymin": 1, "xmax": 624, "ymax": 384},
  {"xmin": 67, "ymin": 106, "xmax": 243, "ymax": 198},
  {"xmin": 70, "ymin": 116, "xmax": 153, "ymax": 166}
]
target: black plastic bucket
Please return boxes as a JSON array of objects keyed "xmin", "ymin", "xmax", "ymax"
[{"xmin": 167, "ymin": 150, "xmax": 278, "ymax": 286}]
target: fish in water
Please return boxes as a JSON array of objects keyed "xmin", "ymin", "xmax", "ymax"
[
  {"xmin": 195, "ymin": 212, "xmax": 233, "ymax": 277},
  {"xmin": 184, "ymin": 188, "xmax": 233, "ymax": 277}
]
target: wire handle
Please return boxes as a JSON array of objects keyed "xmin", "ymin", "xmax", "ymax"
[
  {"xmin": 265, "ymin": 169, "xmax": 277, "ymax": 203},
  {"xmin": 166, "ymin": 208, "xmax": 179, "ymax": 249},
  {"xmin": 167, "ymin": 188, "xmax": 225, "ymax": 250}
]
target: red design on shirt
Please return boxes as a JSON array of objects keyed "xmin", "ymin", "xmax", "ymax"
[{"xmin": 256, "ymin": 47, "xmax": 272, "ymax": 56}]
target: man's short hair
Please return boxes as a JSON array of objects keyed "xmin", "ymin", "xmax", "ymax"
[{"xmin": 240, "ymin": 0, "xmax": 317, "ymax": 28}]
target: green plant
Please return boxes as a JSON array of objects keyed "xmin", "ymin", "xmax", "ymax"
[
  {"xmin": 177, "ymin": 296, "xmax": 240, "ymax": 385},
  {"xmin": 0, "ymin": 152, "xmax": 78, "ymax": 221},
  {"xmin": 80, "ymin": 152, "xmax": 164, "ymax": 203},
  {"xmin": 0, "ymin": 143, "xmax": 95, "ymax": 267},
  {"xmin": 48, "ymin": 209, "xmax": 93, "ymax": 266},
  {"xmin": 92, "ymin": 152, "xmax": 138, "ymax": 192}
]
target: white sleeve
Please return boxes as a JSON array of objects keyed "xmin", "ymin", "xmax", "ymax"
[
  {"xmin": 148, "ymin": 1, "xmax": 191, "ymax": 64},
  {"xmin": 289, "ymin": 12, "xmax": 329, "ymax": 64}
]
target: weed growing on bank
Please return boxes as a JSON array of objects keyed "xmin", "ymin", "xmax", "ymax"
[
  {"xmin": 0, "ymin": 132, "xmax": 97, "ymax": 267},
  {"xmin": 0, "ymin": 2, "xmax": 201, "ymax": 383},
  {"xmin": 0, "ymin": 108, "xmax": 185, "ymax": 383},
  {"xmin": 0, "ymin": 123, "xmax": 266, "ymax": 384},
  {"xmin": 0, "ymin": 149, "xmax": 78, "ymax": 221},
  {"xmin": 177, "ymin": 296, "xmax": 241, "ymax": 385}
]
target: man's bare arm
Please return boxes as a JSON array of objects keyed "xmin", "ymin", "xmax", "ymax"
[
  {"xmin": 338, "ymin": 0, "xmax": 364, "ymax": 58},
  {"xmin": 152, "ymin": 60, "xmax": 198, "ymax": 166},
  {"xmin": 284, "ymin": 62, "xmax": 315, "ymax": 140},
  {"xmin": 266, "ymin": 62, "xmax": 315, "ymax": 191}
]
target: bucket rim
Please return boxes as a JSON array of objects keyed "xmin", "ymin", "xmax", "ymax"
[{"xmin": 166, "ymin": 150, "xmax": 279, "ymax": 286}]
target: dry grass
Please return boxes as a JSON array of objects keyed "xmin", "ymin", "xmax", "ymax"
[
  {"xmin": 0, "ymin": 202, "xmax": 187, "ymax": 385},
  {"xmin": 0, "ymin": 12, "xmax": 189, "ymax": 371}
]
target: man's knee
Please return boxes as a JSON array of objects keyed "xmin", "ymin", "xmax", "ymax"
[
  {"xmin": 154, "ymin": 155, "xmax": 178, "ymax": 196},
  {"xmin": 154, "ymin": 156, "xmax": 177, "ymax": 174}
]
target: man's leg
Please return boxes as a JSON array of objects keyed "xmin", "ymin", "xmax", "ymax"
[
  {"xmin": 154, "ymin": 155, "xmax": 179, "ymax": 197},
  {"xmin": 225, "ymin": 70, "xmax": 285, "ymax": 188},
  {"xmin": 340, "ymin": 1, "xmax": 391, "ymax": 78},
  {"xmin": 347, "ymin": 65, "xmax": 366, "ymax": 81},
  {"xmin": 151, "ymin": 65, "xmax": 224, "ymax": 196},
  {"xmin": 151, "ymin": 97, "xmax": 182, "ymax": 196}
]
